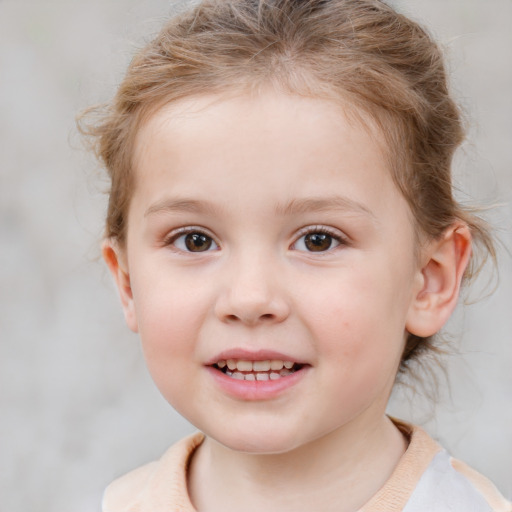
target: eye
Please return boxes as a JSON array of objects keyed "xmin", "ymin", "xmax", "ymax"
[
  {"xmin": 292, "ymin": 227, "xmax": 345, "ymax": 253},
  {"xmin": 168, "ymin": 230, "xmax": 219, "ymax": 253}
]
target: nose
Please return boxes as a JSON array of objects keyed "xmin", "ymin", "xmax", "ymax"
[{"xmin": 214, "ymin": 255, "xmax": 290, "ymax": 326}]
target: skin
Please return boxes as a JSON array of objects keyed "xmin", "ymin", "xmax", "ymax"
[{"xmin": 104, "ymin": 92, "xmax": 471, "ymax": 512}]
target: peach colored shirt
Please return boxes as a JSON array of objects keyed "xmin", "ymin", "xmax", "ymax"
[{"xmin": 103, "ymin": 422, "xmax": 511, "ymax": 512}]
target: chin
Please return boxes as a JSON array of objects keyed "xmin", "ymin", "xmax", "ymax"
[
  {"xmin": 223, "ymin": 438, "xmax": 300, "ymax": 455},
  {"xmin": 205, "ymin": 425, "xmax": 304, "ymax": 455}
]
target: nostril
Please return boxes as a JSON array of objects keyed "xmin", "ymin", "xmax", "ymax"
[
  {"xmin": 215, "ymin": 292, "xmax": 290, "ymax": 325},
  {"xmin": 225, "ymin": 312, "xmax": 275, "ymax": 323}
]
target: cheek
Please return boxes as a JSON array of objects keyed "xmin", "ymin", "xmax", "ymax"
[
  {"xmin": 313, "ymin": 300, "xmax": 404, "ymax": 412},
  {"xmin": 132, "ymin": 284, "xmax": 207, "ymax": 411},
  {"xmin": 130, "ymin": 270, "xmax": 210, "ymax": 375},
  {"xmin": 299, "ymin": 268, "xmax": 408, "ymax": 367}
]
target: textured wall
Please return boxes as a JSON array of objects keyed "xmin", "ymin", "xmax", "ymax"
[{"xmin": 0, "ymin": 1, "xmax": 510, "ymax": 510}]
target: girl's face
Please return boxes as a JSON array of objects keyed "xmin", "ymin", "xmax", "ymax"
[{"xmin": 113, "ymin": 92, "xmax": 425, "ymax": 453}]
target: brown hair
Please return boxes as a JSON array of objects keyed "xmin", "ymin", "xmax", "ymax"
[{"xmin": 80, "ymin": 0, "xmax": 495, "ymax": 372}]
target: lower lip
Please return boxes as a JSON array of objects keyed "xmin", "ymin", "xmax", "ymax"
[{"xmin": 206, "ymin": 366, "xmax": 309, "ymax": 401}]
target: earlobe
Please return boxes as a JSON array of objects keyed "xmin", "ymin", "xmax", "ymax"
[
  {"xmin": 406, "ymin": 223, "xmax": 472, "ymax": 338},
  {"xmin": 102, "ymin": 240, "xmax": 139, "ymax": 333}
]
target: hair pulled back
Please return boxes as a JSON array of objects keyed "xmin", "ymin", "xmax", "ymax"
[{"xmin": 80, "ymin": 0, "xmax": 495, "ymax": 372}]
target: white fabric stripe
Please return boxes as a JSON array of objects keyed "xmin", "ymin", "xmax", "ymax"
[{"xmin": 403, "ymin": 450, "xmax": 492, "ymax": 512}]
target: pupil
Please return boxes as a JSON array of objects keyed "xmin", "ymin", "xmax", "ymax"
[
  {"xmin": 305, "ymin": 233, "xmax": 331, "ymax": 252},
  {"xmin": 185, "ymin": 233, "xmax": 212, "ymax": 252}
]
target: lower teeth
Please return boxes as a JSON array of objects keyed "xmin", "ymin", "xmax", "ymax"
[{"xmin": 224, "ymin": 369, "xmax": 293, "ymax": 381}]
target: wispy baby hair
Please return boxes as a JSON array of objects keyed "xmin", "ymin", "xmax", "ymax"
[{"xmin": 79, "ymin": 0, "xmax": 495, "ymax": 372}]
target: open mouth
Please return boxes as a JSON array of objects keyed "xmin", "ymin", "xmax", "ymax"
[{"xmin": 212, "ymin": 359, "xmax": 304, "ymax": 381}]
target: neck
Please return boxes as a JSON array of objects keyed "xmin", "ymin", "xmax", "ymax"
[{"xmin": 188, "ymin": 415, "xmax": 407, "ymax": 512}]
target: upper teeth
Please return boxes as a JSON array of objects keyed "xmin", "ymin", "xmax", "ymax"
[{"xmin": 217, "ymin": 359, "xmax": 294, "ymax": 372}]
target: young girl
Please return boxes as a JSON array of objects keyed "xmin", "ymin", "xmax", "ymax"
[{"xmin": 82, "ymin": 0, "xmax": 511, "ymax": 510}]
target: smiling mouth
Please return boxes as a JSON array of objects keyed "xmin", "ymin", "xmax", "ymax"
[{"xmin": 212, "ymin": 359, "xmax": 304, "ymax": 381}]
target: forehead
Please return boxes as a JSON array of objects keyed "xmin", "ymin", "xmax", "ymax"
[
  {"xmin": 131, "ymin": 91, "xmax": 411, "ymax": 227},
  {"xmin": 133, "ymin": 91, "xmax": 388, "ymax": 173}
]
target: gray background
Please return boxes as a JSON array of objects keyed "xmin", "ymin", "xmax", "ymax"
[{"xmin": 0, "ymin": 1, "xmax": 511, "ymax": 511}]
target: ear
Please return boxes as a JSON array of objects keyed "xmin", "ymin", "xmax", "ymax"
[
  {"xmin": 406, "ymin": 223, "xmax": 472, "ymax": 338},
  {"xmin": 102, "ymin": 239, "xmax": 139, "ymax": 333}
]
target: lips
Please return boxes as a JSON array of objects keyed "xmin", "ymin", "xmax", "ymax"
[
  {"xmin": 206, "ymin": 349, "xmax": 308, "ymax": 384},
  {"xmin": 206, "ymin": 350, "xmax": 309, "ymax": 400}
]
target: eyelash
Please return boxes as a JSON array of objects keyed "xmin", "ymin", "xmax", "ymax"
[
  {"xmin": 292, "ymin": 225, "xmax": 348, "ymax": 253},
  {"xmin": 164, "ymin": 227, "xmax": 220, "ymax": 253},
  {"xmin": 163, "ymin": 225, "xmax": 348, "ymax": 254}
]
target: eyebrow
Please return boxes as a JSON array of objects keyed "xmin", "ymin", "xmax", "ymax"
[
  {"xmin": 144, "ymin": 198, "xmax": 223, "ymax": 218},
  {"xmin": 275, "ymin": 196, "xmax": 376, "ymax": 219},
  {"xmin": 144, "ymin": 195, "xmax": 376, "ymax": 220}
]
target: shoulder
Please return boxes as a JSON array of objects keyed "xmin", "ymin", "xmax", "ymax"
[
  {"xmin": 102, "ymin": 432, "xmax": 204, "ymax": 512},
  {"xmin": 450, "ymin": 457, "xmax": 511, "ymax": 511},
  {"xmin": 404, "ymin": 448, "xmax": 511, "ymax": 512},
  {"xmin": 363, "ymin": 420, "xmax": 511, "ymax": 512},
  {"xmin": 102, "ymin": 461, "xmax": 159, "ymax": 512}
]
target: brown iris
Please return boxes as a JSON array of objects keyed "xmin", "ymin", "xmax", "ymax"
[
  {"xmin": 304, "ymin": 233, "xmax": 333, "ymax": 252},
  {"xmin": 185, "ymin": 233, "xmax": 213, "ymax": 252}
]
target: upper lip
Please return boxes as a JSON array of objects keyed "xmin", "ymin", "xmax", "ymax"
[{"xmin": 205, "ymin": 348, "xmax": 308, "ymax": 366}]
